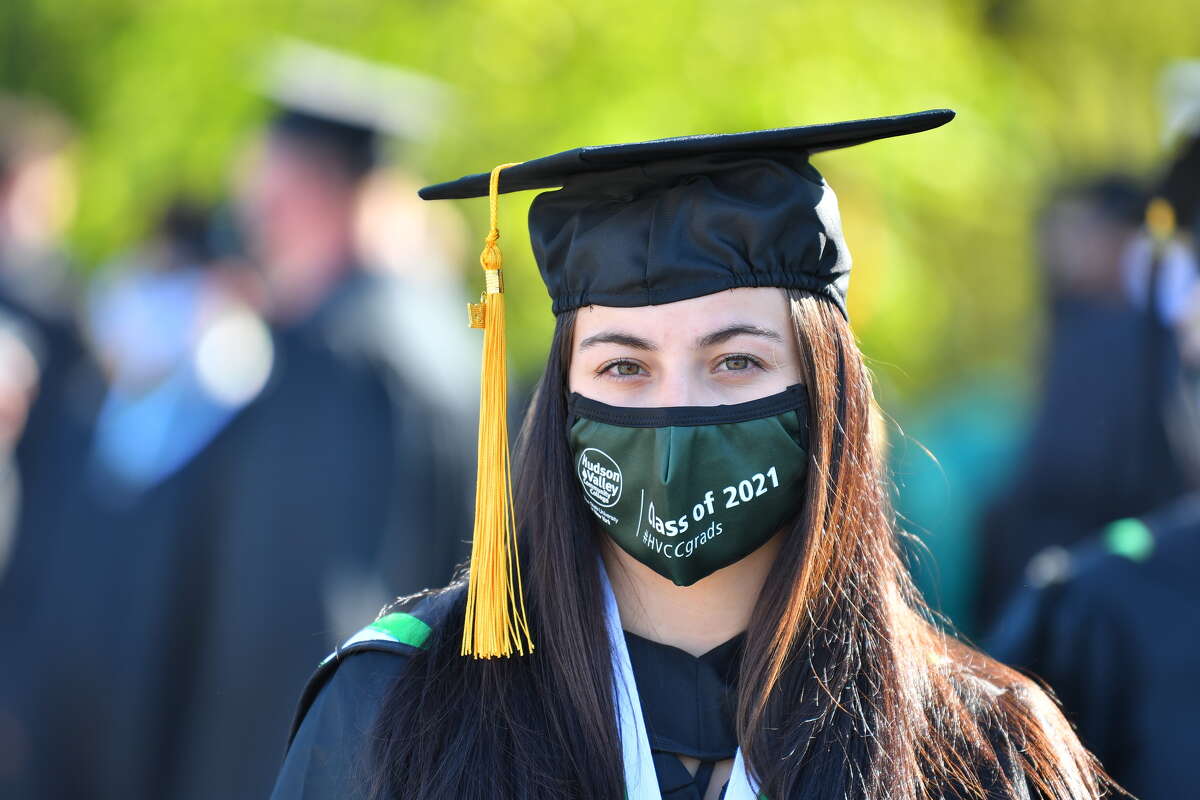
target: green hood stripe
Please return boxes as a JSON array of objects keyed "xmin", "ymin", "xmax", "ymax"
[{"xmin": 369, "ymin": 612, "xmax": 433, "ymax": 649}]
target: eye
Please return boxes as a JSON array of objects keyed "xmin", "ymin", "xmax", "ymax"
[
  {"xmin": 596, "ymin": 359, "xmax": 647, "ymax": 379},
  {"xmin": 716, "ymin": 354, "xmax": 761, "ymax": 372}
]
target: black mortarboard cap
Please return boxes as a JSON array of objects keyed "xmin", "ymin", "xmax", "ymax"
[{"xmin": 420, "ymin": 109, "xmax": 954, "ymax": 318}]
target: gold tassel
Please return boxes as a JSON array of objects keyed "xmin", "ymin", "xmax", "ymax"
[{"xmin": 462, "ymin": 162, "xmax": 534, "ymax": 659}]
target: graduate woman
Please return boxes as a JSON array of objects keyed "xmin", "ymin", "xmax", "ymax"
[{"xmin": 270, "ymin": 110, "xmax": 1114, "ymax": 800}]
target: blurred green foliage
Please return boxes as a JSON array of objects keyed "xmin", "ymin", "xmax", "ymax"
[{"xmin": 1, "ymin": 0, "xmax": 1197, "ymax": 395}]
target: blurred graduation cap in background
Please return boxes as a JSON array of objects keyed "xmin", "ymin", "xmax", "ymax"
[{"xmin": 260, "ymin": 38, "xmax": 454, "ymax": 177}]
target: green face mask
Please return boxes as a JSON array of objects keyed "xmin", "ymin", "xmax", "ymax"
[{"xmin": 567, "ymin": 385, "xmax": 810, "ymax": 586}]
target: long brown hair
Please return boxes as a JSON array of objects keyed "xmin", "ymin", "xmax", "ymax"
[
  {"xmin": 735, "ymin": 290, "xmax": 1108, "ymax": 798},
  {"xmin": 370, "ymin": 290, "xmax": 1110, "ymax": 800}
]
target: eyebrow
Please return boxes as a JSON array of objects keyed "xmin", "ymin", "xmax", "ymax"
[
  {"xmin": 577, "ymin": 331, "xmax": 658, "ymax": 351},
  {"xmin": 577, "ymin": 323, "xmax": 784, "ymax": 352},
  {"xmin": 695, "ymin": 324, "xmax": 784, "ymax": 348}
]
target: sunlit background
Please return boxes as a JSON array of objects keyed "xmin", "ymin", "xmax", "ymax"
[
  {"xmin": 1, "ymin": 2, "xmax": 1198, "ymax": 797},
  {"xmin": 0, "ymin": 0, "xmax": 1191, "ymax": 375}
]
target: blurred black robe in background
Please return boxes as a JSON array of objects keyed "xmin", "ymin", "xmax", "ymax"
[
  {"xmin": 986, "ymin": 492, "xmax": 1200, "ymax": 800},
  {"xmin": 165, "ymin": 271, "xmax": 473, "ymax": 800},
  {"xmin": 975, "ymin": 297, "xmax": 1194, "ymax": 629},
  {"xmin": 0, "ymin": 270, "xmax": 473, "ymax": 799}
]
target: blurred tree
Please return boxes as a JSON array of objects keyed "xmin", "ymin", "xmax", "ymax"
[{"xmin": 0, "ymin": 0, "xmax": 1196, "ymax": 394}]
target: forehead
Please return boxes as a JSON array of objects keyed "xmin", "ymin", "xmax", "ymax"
[{"xmin": 571, "ymin": 287, "xmax": 791, "ymax": 344}]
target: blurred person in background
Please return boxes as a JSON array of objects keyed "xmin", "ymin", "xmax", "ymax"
[
  {"xmin": 0, "ymin": 94, "xmax": 98, "ymax": 586},
  {"xmin": 1, "ymin": 41, "xmax": 474, "ymax": 798},
  {"xmin": 0, "ymin": 194, "xmax": 269, "ymax": 799},
  {"xmin": 84, "ymin": 200, "xmax": 272, "ymax": 500},
  {"xmin": 985, "ymin": 61, "xmax": 1200, "ymax": 800},
  {"xmin": 0, "ymin": 95, "xmax": 108, "ymax": 797},
  {"xmin": 985, "ymin": 488, "xmax": 1200, "ymax": 800},
  {"xmin": 353, "ymin": 166, "xmax": 480, "ymax": 423},
  {"xmin": 0, "ymin": 94, "xmax": 78, "ymax": 342},
  {"xmin": 159, "ymin": 42, "xmax": 475, "ymax": 800},
  {"xmin": 0, "ymin": 95, "xmax": 75, "ymax": 572},
  {"xmin": 973, "ymin": 171, "xmax": 1197, "ymax": 630}
]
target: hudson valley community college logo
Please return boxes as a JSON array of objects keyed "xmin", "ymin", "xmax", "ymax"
[{"xmin": 577, "ymin": 447, "xmax": 623, "ymax": 508}]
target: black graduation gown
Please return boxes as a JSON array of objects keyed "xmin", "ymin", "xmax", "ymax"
[
  {"xmin": 270, "ymin": 586, "xmax": 746, "ymax": 800},
  {"xmin": 271, "ymin": 587, "xmax": 1044, "ymax": 800},
  {"xmin": 167, "ymin": 271, "xmax": 474, "ymax": 800},
  {"xmin": 269, "ymin": 588, "xmax": 460, "ymax": 800},
  {"xmin": 985, "ymin": 493, "xmax": 1200, "ymax": 800},
  {"xmin": 624, "ymin": 631, "xmax": 742, "ymax": 800}
]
